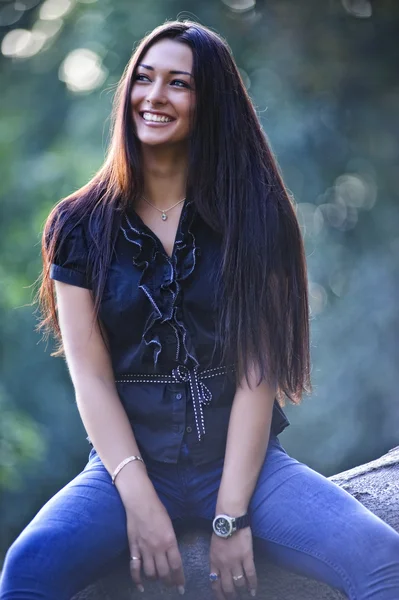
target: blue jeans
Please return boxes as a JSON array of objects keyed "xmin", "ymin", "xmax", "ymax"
[{"xmin": 1, "ymin": 434, "xmax": 399, "ymax": 599}]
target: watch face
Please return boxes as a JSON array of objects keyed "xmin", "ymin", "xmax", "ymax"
[{"xmin": 213, "ymin": 516, "xmax": 232, "ymax": 537}]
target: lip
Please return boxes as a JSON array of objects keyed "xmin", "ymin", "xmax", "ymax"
[{"xmin": 139, "ymin": 110, "xmax": 176, "ymax": 126}]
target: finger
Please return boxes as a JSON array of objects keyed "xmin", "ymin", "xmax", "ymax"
[
  {"xmin": 211, "ymin": 578, "xmax": 226, "ymax": 600},
  {"xmin": 142, "ymin": 551, "xmax": 157, "ymax": 581},
  {"xmin": 167, "ymin": 546, "xmax": 185, "ymax": 590},
  {"xmin": 220, "ymin": 567, "xmax": 237, "ymax": 600},
  {"xmin": 243, "ymin": 555, "xmax": 257, "ymax": 596},
  {"xmin": 128, "ymin": 548, "xmax": 144, "ymax": 592},
  {"xmin": 155, "ymin": 552, "xmax": 172, "ymax": 587},
  {"xmin": 212, "ymin": 584, "xmax": 225, "ymax": 600},
  {"xmin": 231, "ymin": 567, "xmax": 247, "ymax": 591},
  {"xmin": 209, "ymin": 565, "xmax": 225, "ymax": 600}
]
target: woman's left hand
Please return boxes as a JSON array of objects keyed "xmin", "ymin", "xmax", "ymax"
[{"xmin": 209, "ymin": 527, "xmax": 257, "ymax": 599}]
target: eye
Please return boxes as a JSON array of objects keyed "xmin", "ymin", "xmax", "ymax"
[
  {"xmin": 171, "ymin": 79, "xmax": 190, "ymax": 89},
  {"xmin": 134, "ymin": 74, "xmax": 150, "ymax": 82}
]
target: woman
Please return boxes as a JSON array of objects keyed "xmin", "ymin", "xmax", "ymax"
[{"xmin": 1, "ymin": 20, "xmax": 399, "ymax": 600}]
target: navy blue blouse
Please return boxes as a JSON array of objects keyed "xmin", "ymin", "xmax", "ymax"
[{"xmin": 50, "ymin": 199, "xmax": 289, "ymax": 465}]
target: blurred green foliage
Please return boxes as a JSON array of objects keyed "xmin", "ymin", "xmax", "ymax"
[
  {"xmin": 1, "ymin": 0, "xmax": 398, "ymax": 557},
  {"xmin": 0, "ymin": 384, "xmax": 44, "ymax": 490}
]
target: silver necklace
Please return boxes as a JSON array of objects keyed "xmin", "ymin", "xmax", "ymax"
[{"xmin": 142, "ymin": 196, "xmax": 186, "ymax": 221}]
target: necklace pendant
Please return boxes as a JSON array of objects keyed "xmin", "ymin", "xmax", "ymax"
[{"xmin": 161, "ymin": 212, "xmax": 167, "ymax": 221}]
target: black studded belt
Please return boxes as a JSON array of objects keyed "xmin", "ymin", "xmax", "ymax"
[{"xmin": 115, "ymin": 365, "xmax": 235, "ymax": 441}]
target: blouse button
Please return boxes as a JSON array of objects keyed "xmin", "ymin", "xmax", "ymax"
[
  {"xmin": 176, "ymin": 393, "xmax": 182, "ymax": 400},
  {"xmin": 186, "ymin": 426, "xmax": 192, "ymax": 433}
]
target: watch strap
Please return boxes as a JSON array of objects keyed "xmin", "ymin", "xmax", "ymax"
[{"xmin": 234, "ymin": 513, "xmax": 250, "ymax": 530}]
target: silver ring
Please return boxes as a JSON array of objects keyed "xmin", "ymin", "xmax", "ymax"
[
  {"xmin": 233, "ymin": 574, "xmax": 244, "ymax": 581},
  {"xmin": 130, "ymin": 556, "xmax": 141, "ymax": 561},
  {"xmin": 209, "ymin": 572, "xmax": 219, "ymax": 582}
]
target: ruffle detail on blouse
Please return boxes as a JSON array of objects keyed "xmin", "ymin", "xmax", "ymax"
[{"xmin": 120, "ymin": 200, "xmax": 200, "ymax": 368}]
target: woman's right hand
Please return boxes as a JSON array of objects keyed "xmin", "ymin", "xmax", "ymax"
[{"xmin": 126, "ymin": 495, "xmax": 185, "ymax": 595}]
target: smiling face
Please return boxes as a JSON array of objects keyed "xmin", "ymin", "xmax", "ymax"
[{"xmin": 130, "ymin": 38, "xmax": 195, "ymax": 148}]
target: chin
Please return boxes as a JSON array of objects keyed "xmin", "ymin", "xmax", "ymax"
[
  {"xmin": 138, "ymin": 135, "xmax": 175, "ymax": 146},
  {"xmin": 138, "ymin": 133, "xmax": 189, "ymax": 148}
]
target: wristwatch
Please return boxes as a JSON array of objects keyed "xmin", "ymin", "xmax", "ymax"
[{"xmin": 212, "ymin": 513, "xmax": 250, "ymax": 538}]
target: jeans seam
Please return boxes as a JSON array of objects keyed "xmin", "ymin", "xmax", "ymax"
[{"xmin": 259, "ymin": 534, "xmax": 357, "ymax": 600}]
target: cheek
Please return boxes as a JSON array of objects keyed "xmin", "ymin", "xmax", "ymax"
[
  {"xmin": 130, "ymin": 88, "xmax": 142, "ymax": 110},
  {"xmin": 180, "ymin": 98, "xmax": 195, "ymax": 127}
]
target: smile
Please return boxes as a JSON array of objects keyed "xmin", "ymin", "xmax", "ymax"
[{"xmin": 140, "ymin": 112, "xmax": 174, "ymax": 124}]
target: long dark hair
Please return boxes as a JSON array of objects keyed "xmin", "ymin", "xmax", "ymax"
[{"xmin": 37, "ymin": 20, "xmax": 311, "ymax": 405}]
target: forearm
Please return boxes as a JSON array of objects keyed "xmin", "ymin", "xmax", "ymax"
[
  {"xmin": 75, "ymin": 376, "xmax": 157, "ymax": 507},
  {"xmin": 216, "ymin": 370, "xmax": 276, "ymax": 515}
]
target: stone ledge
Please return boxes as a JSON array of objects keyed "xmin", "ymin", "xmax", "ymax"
[{"xmin": 73, "ymin": 446, "xmax": 399, "ymax": 600}]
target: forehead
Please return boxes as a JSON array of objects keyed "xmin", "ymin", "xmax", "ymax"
[{"xmin": 140, "ymin": 39, "xmax": 193, "ymax": 72}]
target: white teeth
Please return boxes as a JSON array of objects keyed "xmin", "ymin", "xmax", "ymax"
[{"xmin": 142, "ymin": 112, "xmax": 173, "ymax": 123}]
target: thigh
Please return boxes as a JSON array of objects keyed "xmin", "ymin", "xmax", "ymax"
[
  {"xmin": 250, "ymin": 437, "xmax": 399, "ymax": 598},
  {"xmin": 0, "ymin": 449, "xmax": 182, "ymax": 600}
]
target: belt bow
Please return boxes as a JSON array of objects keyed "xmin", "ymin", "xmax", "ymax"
[{"xmin": 172, "ymin": 365, "xmax": 212, "ymax": 440}]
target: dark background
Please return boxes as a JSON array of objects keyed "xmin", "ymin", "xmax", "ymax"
[{"xmin": 1, "ymin": 0, "xmax": 398, "ymax": 559}]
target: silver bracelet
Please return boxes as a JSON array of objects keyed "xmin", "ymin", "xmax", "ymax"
[{"xmin": 111, "ymin": 455, "xmax": 145, "ymax": 485}]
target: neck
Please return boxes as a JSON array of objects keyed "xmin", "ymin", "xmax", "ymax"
[{"xmin": 140, "ymin": 143, "xmax": 189, "ymax": 209}]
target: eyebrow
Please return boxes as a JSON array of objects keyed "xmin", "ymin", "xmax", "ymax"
[{"xmin": 138, "ymin": 63, "xmax": 193, "ymax": 78}]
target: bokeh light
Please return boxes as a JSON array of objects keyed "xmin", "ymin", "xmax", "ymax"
[
  {"xmin": 316, "ymin": 170, "xmax": 377, "ymax": 233},
  {"xmin": 238, "ymin": 67, "xmax": 251, "ymax": 90},
  {"xmin": 0, "ymin": 3, "xmax": 24, "ymax": 27},
  {"xmin": 296, "ymin": 202, "xmax": 324, "ymax": 238},
  {"xmin": 329, "ymin": 270, "xmax": 348, "ymax": 298},
  {"xmin": 309, "ymin": 281, "xmax": 328, "ymax": 315},
  {"xmin": 59, "ymin": 48, "xmax": 108, "ymax": 92},
  {"xmin": 220, "ymin": 0, "xmax": 256, "ymax": 12},
  {"xmin": 341, "ymin": 0, "xmax": 372, "ymax": 18},
  {"xmin": 39, "ymin": 0, "xmax": 74, "ymax": 20},
  {"xmin": 335, "ymin": 173, "xmax": 377, "ymax": 211},
  {"xmin": 1, "ymin": 28, "xmax": 47, "ymax": 58}
]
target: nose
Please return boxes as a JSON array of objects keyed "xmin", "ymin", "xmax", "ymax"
[{"xmin": 145, "ymin": 79, "xmax": 167, "ymax": 106}]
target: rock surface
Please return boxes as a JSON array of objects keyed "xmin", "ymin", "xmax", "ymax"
[{"xmin": 73, "ymin": 446, "xmax": 399, "ymax": 600}]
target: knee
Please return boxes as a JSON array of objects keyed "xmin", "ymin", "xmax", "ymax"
[
  {"xmin": 0, "ymin": 527, "xmax": 52, "ymax": 592},
  {"xmin": 1, "ymin": 539, "xmax": 23, "ymax": 592}
]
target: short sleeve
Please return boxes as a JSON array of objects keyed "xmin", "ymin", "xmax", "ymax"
[{"xmin": 50, "ymin": 220, "xmax": 92, "ymax": 289}]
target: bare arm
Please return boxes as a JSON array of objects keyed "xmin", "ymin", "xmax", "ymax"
[
  {"xmin": 55, "ymin": 280, "xmax": 156, "ymax": 506},
  {"xmin": 215, "ymin": 366, "xmax": 276, "ymax": 516},
  {"xmin": 209, "ymin": 367, "xmax": 276, "ymax": 598},
  {"xmin": 55, "ymin": 280, "xmax": 186, "ymax": 593}
]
